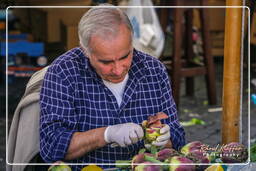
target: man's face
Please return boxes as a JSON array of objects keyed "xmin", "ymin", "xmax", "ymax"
[{"xmin": 87, "ymin": 24, "xmax": 133, "ymax": 83}]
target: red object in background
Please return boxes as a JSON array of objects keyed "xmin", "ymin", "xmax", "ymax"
[{"xmin": 8, "ymin": 66, "xmax": 43, "ymax": 71}]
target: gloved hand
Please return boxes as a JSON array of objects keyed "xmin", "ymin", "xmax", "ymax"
[
  {"xmin": 104, "ymin": 123, "xmax": 144, "ymax": 147},
  {"xmin": 145, "ymin": 124, "xmax": 170, "ymax": 149}
]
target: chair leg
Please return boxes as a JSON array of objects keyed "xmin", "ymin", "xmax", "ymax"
[
  {"xmin": 185, "ymin": 9, "xmax": 195, "ymax": 96},
  {"xmin": 172, "ymin": 8, "xmax": 183, "ymax": 106},
  {"xmin": 200, "ymin": 8, "xmax": 217, "ymax": 105}
]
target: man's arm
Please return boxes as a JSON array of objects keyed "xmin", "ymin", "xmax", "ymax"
[
  {"xmin": 65, "ymin": 122, "xmax": 144, "ymax": 160},
  {"xmin": 40, "ymin": 66, "xmax": 109, "ymax": 162},
  {"xmin": 65, "ymin": 127, "xmax": 107, "ymax": 160},
  {"xmin": 40, "ymin": 64, "xmax": 83, "ymax": 162}
]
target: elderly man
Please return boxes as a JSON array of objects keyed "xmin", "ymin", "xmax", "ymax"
[{"xmin": 39, "ymin": 4, "xmax": 185, "ymax": 170}]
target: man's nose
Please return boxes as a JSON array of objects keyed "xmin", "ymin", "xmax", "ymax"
[{"xmin": 112, "ymin": 63, "xmax": 123, "ymax": 76}]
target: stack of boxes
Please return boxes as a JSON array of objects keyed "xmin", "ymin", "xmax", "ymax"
[{"xmin": 0, "ymin": 9, "xmax": 46, "ymax": 84}]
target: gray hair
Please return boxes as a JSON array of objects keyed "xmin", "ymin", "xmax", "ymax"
[{"xmin": 78, "ymin": 4, "xmax": 133, "ymax": 54}]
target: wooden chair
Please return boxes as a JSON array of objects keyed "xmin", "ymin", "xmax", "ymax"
[{"xmin": 159, "ymin": 0, "xmax": 217, "ymax": 107}]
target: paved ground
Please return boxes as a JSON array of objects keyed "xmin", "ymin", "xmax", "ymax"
[
  {"xmin": 0, "ymin": 59, "xmax": 255, "ymax": 171},
  {"xmin": 179, "ymin": 62, "xmax": 255, "ymax": 147}
]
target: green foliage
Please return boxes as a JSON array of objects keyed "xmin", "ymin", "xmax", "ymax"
[
  {"xmin": 251, "ymin": 143, "xmax": 256, "ymax": 162},
  {"xmin": 180, "ymin": 118, "xmax": 205, "ymax": 127}
]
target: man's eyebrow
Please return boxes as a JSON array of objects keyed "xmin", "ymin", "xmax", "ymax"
[
  {"xmin": 98, "ymin": 59, "xmax": 114, "ymax": 63},
  {"xmin": 98, "ymin": 51, "xmax": 131, "ymax": 63},
  {"xmin": 119, "ymin": 51, "xmax": 131, "ymax": 60}
]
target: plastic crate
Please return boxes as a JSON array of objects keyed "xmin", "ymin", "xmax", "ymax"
[
  {"xmin": 1, "ymin": 33, "xmax": 30, "ymax": 40},
  {"xmin": 0, "ymin": 40, "xmax": 44, "ymax": 57}
]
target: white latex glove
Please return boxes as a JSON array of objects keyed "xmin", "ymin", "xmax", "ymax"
[
  {"xmin": 145, "ymin": 124, "xmax": 170, "ymax": 149},
  {"xmin": 104, "ymin": 123, "xmax": 144, "ymax": 147}
]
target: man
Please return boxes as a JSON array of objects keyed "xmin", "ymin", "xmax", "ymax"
[{"xmin": 40, "ymin": 4, "xmax": 185, "ymax": 170}]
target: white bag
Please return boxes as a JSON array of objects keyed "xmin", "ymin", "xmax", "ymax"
[{"xmin": 126, "ymin": 0, "xmax": 165, "ymax": 58}]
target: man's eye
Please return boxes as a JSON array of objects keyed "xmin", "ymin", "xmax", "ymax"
[{"xmin": 101, "ymin": 61, "xmax": 112, "ymax": 65}]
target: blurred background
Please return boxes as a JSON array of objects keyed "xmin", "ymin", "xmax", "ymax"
[{"xmin": 0, "ymin": 0, "xmax": 256, "ymax": 170}]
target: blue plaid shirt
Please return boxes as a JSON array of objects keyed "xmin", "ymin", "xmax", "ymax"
[{"xmin": 39, "ymin": 47, "xmax": 185, "ymax": 170}]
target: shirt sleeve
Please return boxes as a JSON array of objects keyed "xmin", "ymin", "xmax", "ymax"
[
  {"xmin": 159, "ymin": 66, "xmax": 186, "ymax": 150},
  {"xmin": 39, "ymin": 65, "xmax": 77, "ymax": 162}
]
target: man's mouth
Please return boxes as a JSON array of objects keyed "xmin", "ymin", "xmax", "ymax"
[
  {"xmin": 109, "ymin": 74, "xmax": 125, "ymax": 79},
  {"xmin": 111, "ymin": 76, "xmax": 123, "ymax": 80}
]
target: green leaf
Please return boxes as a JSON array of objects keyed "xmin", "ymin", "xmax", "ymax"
[
  {"xmin": 183, "ymin": 109, "xmax": 190, "ymax": 113},
  {"xmin": 180, "ymin": 118, "xmax": 205, "ymax": 127},
  {"xmin": 203, "ymin": 100, "xmax": 208, "ymax": 105},
  {"xmin": 150, "ymin": 145, "xmax": 158, "ymax": 155},
  {"xmin": 144, "ymin": 155, "xmax": 162, "ymax": 164},
  {"xmin": 139, "ymin": 148, "xmax": 146, "ymax": 154},
  {"xmin": 250, "ymin": 143, "xmax": 256, "ymax": 162},
  {"xmin": 115, "ymin": 160, "xmax": 131, "ymax": 169}
]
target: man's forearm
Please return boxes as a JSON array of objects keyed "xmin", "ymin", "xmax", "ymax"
[{"xmin": 64, "ymin": 127, "xmax": 107, "ymax": 160}]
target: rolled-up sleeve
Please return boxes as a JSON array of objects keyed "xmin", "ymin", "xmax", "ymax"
[
  {"xmin": 39, "ymin": 65, "xmax": 77, "ymax": 162},
  {"xmin": 160, "ymin": 66, "xmax": 186, "ymax": 150}
]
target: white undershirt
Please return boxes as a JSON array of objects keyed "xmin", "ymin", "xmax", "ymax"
[{"xmin": 103, "ymin": 74, "xmax": 129, "ymax": 107}]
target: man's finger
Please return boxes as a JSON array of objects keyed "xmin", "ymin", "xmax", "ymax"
[
  {"xmin": 124, "ymin": 135, "xmax": 132, "ymax": 146},
  {"xmin": 110, "ymin": 143, "xmax": 119, "ymax": 148},
  {"xmin": 160, "ymin": 124, "xmax": 170, "ymax": 134},
  {"xmin": 156, "ymin": 132, "xmax": 170, "ymax": 142},
  {"xmin": 129, "ymin": 130, "xmax": 139, "ymax": 144},
  {"xmin": 134, "ymin": 125, "xmax": 144, "ymax": 140},
  {"xmin": 152, "ymin": 140, "xmax": 168, "ymax": 147}
]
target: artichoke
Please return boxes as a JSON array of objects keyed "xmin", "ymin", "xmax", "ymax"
[
  {"xmin": 143, "ymin": 112, "xmax": 168, "ymax": 144},
  {"xmin": 134, "ymin": 162, "xmax": 163, "ymax": 171},
  {"xmin": 167, "ymin": 156, "xmax": 196, "ymax": 171},
  {"xmin": 180, "ymin": 141, "xmax": 205, "ymax": 155},
  {"xmin": 48, "ymin": 161, "xmax": 72, "ymax": 171},
  {"xmin": 156, "ymin": 148, "xmax": 181, "ymax": 161},
  {"xmin": 221, "ymin": 142, "xmax": 248, "ymax": 163}
]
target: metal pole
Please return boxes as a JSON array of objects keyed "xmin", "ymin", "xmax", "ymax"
[{"xmin": 222, "ymin": 0, "xmax": 243, "ymax": 144}]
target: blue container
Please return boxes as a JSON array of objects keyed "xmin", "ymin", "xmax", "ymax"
[
  {"xmin": 1, "ymin": 33, "xmax": 30, "ymax": 40},
  {"xmin": 0, "ymin": 40, "xmax": 44, "ymax": 57}
]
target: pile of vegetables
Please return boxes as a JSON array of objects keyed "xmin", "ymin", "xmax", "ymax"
[
  {"xmin": 115, "ymin": 113, "xmax": 249, "ymax": 171},
  {"xmin": 48, "ymin": 113, "xmax": 249, "ymax": 171}
]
